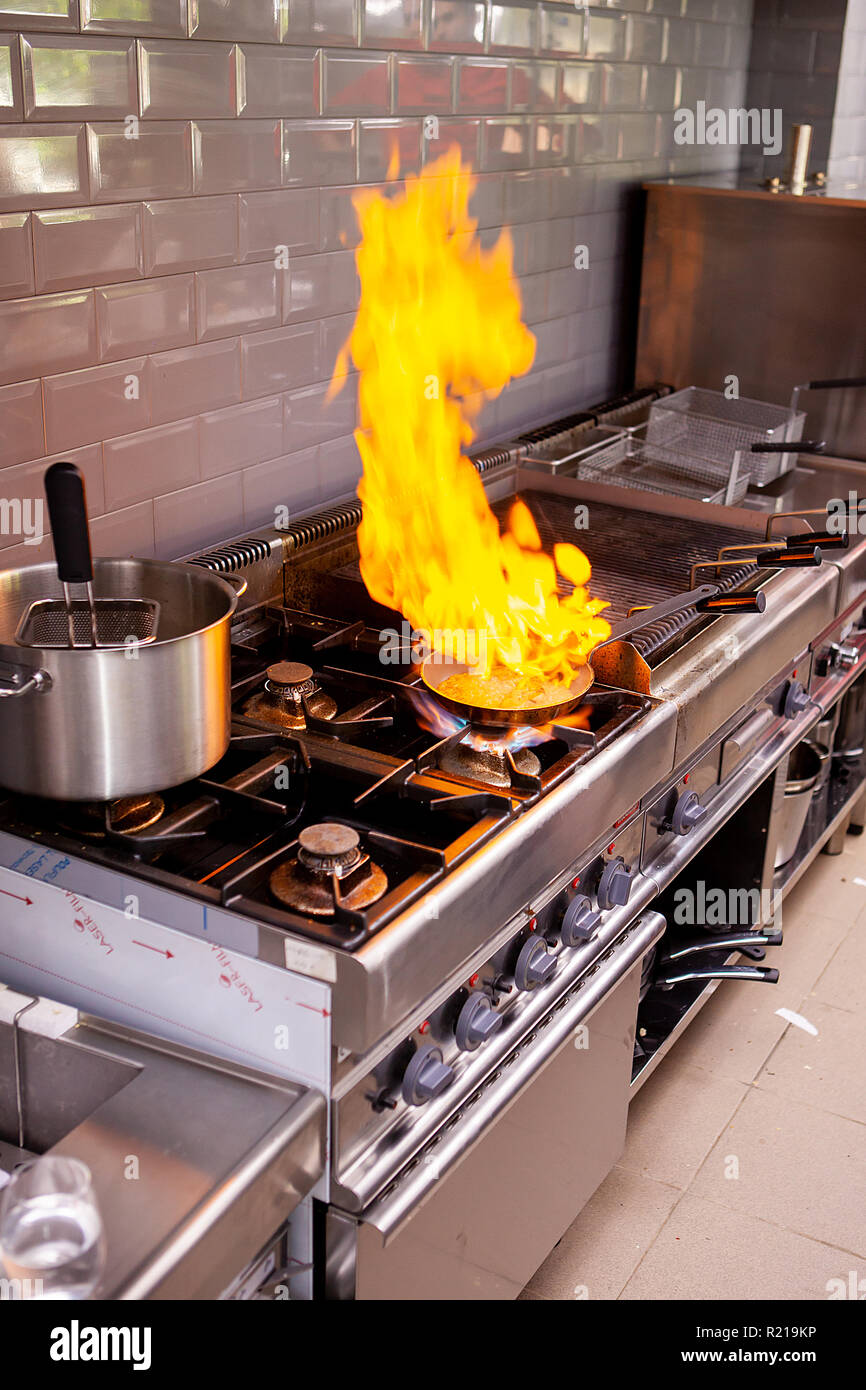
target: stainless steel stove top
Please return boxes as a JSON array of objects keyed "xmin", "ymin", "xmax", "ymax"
[
  {"xmin": 0, "ymin": 472, "xmax": 846, "ymax": 1048},
  {"xmin": 2, "ymin": 396, "xmax": 865, "ymax": 1300}
]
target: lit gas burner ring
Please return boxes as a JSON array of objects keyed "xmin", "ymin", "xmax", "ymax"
[
  {"xmin": 59, "ymin": 794, "xmax": 166, "ymax": 839},
  {"xmin": 412, "ymin": 687, "xmax": 545, "ymax": 786},
  {"xmin": 437, "ymin": 736, "xmax": 542, "ymax": 789},
  {"xmin": 243, "ymin": 660, "xmax": 337, "ymax": 730},
  {"xmin": 269, "ymin": 821, "xmax": 388, "ymax": 917}
]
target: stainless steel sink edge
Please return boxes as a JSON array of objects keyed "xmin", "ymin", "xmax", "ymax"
[{"xmin": 0, "ymin": 1004, "xmax": 325, "ymax": 1301}]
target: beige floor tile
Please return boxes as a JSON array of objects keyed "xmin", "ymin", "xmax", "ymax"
[
  {"xmin": 668, "ymin": 913, "xmax": 848, "ymax": 1085},
  {"xmin": 689, "ymin": 1086, "xmax": 866, "ymax": 1256},
  {"xmin": 525, "ymin": 1165, "xmax": 682, "ymax": 1300},
  {"xmin": 668, "ymin": 984, "xmax": 789, "ymax": 1087},
  {"xmin": 782, "ymin": 845, "xmax": 866, "ymax": 928},
  {"xmin": 621, "ymin": 1057, "xmax": 749, "ymax": 1189},
  {"xmin": 757, "ymin": 1000, "xmax": 866, "ymax": 1125},
  {"xmin": 811, "ymin": 919, "xmax": 866, "ymax": 1012},
  {"xmin": 619, "ymin": 1194, "xmax": 860, "ymax": 1301}
]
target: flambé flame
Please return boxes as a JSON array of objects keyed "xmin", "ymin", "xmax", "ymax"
[{"xmin": 331, "ymin": 148, "xmax": 610, "ymax": 690}]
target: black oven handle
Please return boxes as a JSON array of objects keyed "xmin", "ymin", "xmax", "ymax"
[{"xmin": 660, "ymin": 928, "xmax": 782, "ymax": 964}]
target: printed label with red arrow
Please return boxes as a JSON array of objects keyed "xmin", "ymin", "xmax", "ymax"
[{"xmin": 132, "ymin": 940, "xmax": 175, "ymax": 959}]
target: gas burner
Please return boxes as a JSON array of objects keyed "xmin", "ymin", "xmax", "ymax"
[
  {"xmin": 269, "ymin": 822, "xmax": 388, "ymax": 917},
  {"xmin": 437, "ymin": 734, "xmax": 542, "ymax": 789},
  {"xmin": 243, "ymin": 660, "xmax": 337, "ymax": 730},
  {"xmin": 58, "ymin": 794, "xmax": 166, "ymax": 840}
]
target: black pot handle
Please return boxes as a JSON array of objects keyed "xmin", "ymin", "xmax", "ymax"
[
  {"xmin": 44, "ymin": 461, "xmax": 93, "ymax": 587},
  {"xmin": 751, "ymin": 440, "xmax": 826, "ymax": 454},
  {"xmin": 803, "ymin": 377, "xmax": 866, "ymax": 391}
]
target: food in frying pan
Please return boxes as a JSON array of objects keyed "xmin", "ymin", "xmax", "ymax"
[{"xmin": 438, "ymin": 670, "xmax": 571, "ymax": 710}]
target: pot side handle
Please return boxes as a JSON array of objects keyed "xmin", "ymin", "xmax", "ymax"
[{"xmin": 0, "ymin": 667, "xmax": 52, "ymax": 698}]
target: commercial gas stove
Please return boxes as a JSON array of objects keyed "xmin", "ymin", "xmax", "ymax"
[{"xmin": 1, "ymin": 399, "xmax": 865, "ymax": 1299}]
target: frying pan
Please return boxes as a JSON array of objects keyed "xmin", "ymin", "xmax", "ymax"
[{"xmin": 420, "ymin": 582, "xmax": 752, "ymax": 729}]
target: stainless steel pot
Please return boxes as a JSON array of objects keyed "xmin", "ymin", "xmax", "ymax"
[
  {"xmin": 774, "ymin": 739, "xmax": 827, "ymax": 869},
  {"xmin": 0, "ymin": 558, "xmax": 243, "ymax": 801}
]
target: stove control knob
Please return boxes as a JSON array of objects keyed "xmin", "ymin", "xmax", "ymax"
[
  {"xmin": 597, "ymin": 857, "xmax": 632, "ymax": 910},
  {"xmin": 783, "ymin": 679, "xmax": 810, "ymax": 720},
  {"xmin": 455, "ymin": 992, "xmax": 503, "ymax": 1051},
  {"xmin": 401, "ymin": 1044, "xmax": 454, "ymax": 1106},
  {"xmin": 671, "ymin": 789, "xmax": 707, "ymax": 836},
  {"xmin": 514, "ymin": 937, "xmax": 557, "ymax": 991},
  {"xmin": 560, "ymin": 894, "xmax": 602, "ymax": 947}
]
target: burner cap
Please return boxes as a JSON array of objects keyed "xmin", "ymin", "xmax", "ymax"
[
  {"xmin": 267, "ymin": 661, "xmax": 314, "ymax": 690},
  {"xmin": 298, "ymin": 822, "xmax": 360, "ymax": 873},
  {"xmin": 270, "ymin": 824, "xmax": 388, "ymax": 918},
  {"xmin": 243, "ymin": 661, "xmax": 337, "ymax": 729}
]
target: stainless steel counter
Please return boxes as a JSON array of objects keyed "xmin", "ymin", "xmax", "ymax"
[
  {"xmin": 738, "ymin": 456, "xmax": 866, "ymax": 515},
  {"xmin": 0, "ymin": 988, "xmax": 325, "ymax": 1299}
]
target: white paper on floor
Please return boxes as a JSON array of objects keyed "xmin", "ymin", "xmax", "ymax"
[{"xmin": 775, "ymin": 1007, "xmax": 819, "ymax": 1035}]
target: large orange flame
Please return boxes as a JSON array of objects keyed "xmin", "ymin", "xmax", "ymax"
[{"xmin": 331, "ymin": 148, "xmax": 610, "ymax": 688}]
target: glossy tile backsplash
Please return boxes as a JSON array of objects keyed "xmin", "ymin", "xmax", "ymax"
[{"xmin": 0, "ymin": 0, "xmax": 753, "ymax": 562}]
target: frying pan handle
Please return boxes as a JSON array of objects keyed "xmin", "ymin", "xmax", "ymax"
[
  {"xmin": 598, "ymin": 584, "xmax": 719, "ymax": 647},
  {"xmin": 793, "ymin": 530, "xmax": 849, "ymax": 549},
  {"xmin": 694, "ymin": 591, "xmax": 766, "ymax": 614},
  {"xmin": 760, "ymin": 546, "xmax": 822, "ymax": 567},
  {"xmin": 44, "ymin": 461, "xmax": 93, "ymax": 586}
]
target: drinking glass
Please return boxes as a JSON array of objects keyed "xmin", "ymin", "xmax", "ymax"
[{"xmin": 0, "ymin": 1156, "xmax": 105, "ymax": 1299}]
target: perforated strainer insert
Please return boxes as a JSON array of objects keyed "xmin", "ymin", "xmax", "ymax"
[{"xmin": 16, "ymin": 597, "xmax": 160, "ymax": 649}]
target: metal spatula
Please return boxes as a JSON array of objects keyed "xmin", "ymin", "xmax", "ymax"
[{"xmin": 16, "ymin": 462, "xmax": 160, "ymax": 650}]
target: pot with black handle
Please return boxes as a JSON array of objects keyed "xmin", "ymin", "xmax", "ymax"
[{"xmin": 0, "ymin": 462, "xmax": 244, "ymax": 801}]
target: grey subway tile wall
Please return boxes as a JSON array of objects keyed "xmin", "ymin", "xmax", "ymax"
[
  {"xmin": 828, "ymin": 0, "xmax": 866, "ymax": 185},
  {"xmin": 1, "ymin": 33, "xmax": 24, "ymax": 115},
  {"xmin": 33, "ymin": 201, "xmax": 142, "ymax": 289},
  {"xmin": 143, "ymin": 192, "xmax": 237, "ymax": 272},
  {"xmin": 198, "ymin": 395, "xmax": 284, "ymax": 478},
  {"xmin": 0, "ymin": 0, "xmax": 755, "ymax": 561},
  {"xmin": 0, "ymin": 378, "xmax": 43, "ymax": 464},
  {"xmin": 0, "ymin": 211, "xmax": 35, "ymax": 294},
  {"xmin": 743, "ymin": 0, "xmax": 850, "ymax": 179}
]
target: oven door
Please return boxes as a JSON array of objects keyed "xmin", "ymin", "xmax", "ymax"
[{"xmin": 324, "ymin": 911, "xmax": 665, "ymax": 1300}]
